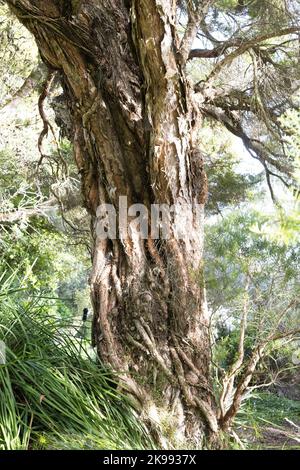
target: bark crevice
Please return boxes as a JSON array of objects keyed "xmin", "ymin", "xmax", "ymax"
[{"xmin": 6, "ymin": 0, "xmax": 218, "ymax": 448}]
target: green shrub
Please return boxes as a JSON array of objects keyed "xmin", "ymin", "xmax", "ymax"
[{"xmin": 0, "ymin": 275, "xmax": 153, "ymax": 450}]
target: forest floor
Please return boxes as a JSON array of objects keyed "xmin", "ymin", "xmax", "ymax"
[
  {"xmin": 236, "ymin": 392, "xmax": 300, "ymax": 449},
  {"xmin": 238, "ymin": 420, "xmax": 300, "ymax": 449}
]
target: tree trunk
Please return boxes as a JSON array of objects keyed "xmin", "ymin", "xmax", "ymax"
[{"xmin": 7, "ymin": 0, "xmax": 219, "ymax": 447}]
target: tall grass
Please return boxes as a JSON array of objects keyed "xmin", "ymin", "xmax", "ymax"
[{"xmin": 0, "ymin": 275, "xmax": 153, "ymax": 450}]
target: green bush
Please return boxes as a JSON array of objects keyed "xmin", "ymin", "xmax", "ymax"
[{"xmin": 0, "ymin": 275, "xmax": 153, "ymax": 450}]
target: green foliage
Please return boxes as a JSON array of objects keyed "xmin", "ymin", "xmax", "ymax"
[
  {"xmin": 241, "ymin": 392, "xmax": 300, "ymax": 427},
  {"xmin": 247, "ymin": 0, "xmax": 290, "ymax": 26},
  {"xmin": 207, "ymin": 161, "xmax": 259, "ymax": 215},
  {"xmin": 213, "ymin": 324, "xmax": 257, "ymax": 370},
  {"xmin": 0, "ymin": 275, "xmax": 153, "ymax": 450},
  {"xmin": 199, "ymin": 124, "xmax": 261, "ymax": 214},
  {"xmin": 206, "ymin": 209, "xmax": 299, "ymax": 299},
  {"xmin": 248, "ymin": 107, "xmax": 300, "ymax": 245},
  {"xmin": 0, "ymin": 222, "xmax": 90, "ymax": 319},
  {"xmin": 0, "ymin": 138, "xmax": 90, "ymax": 319},
  {"xmin": 216, "ymin": 0, "xmax": 239, "ymax": 10},
  {"xmin": 0, "ymin": 148, "xmax": 24, "ymax": 192},
  {"xmin": 251, "ymin": 205, "xmax": 300, "ymax": 246},
  {"xmin": 214, "ymin": 0, "xmax": 293, "ymax": 30},
  {"xmin": 206, "ymin": 208, "xmax": 299, "ymax": 378},
  {"xmin": 0, "ymin": 3, "xmax": 38, "ymax": 103}
]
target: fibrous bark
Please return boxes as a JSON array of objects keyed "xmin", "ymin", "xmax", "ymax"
[{"xmin": 6, "ymin": 0, "xmax": 218, "ymax": 447}]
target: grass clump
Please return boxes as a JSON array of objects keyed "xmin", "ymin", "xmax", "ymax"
[
  {"xmin": 0, "ymin": 275, "xmax": 153, "ymax": 450},
  {"xmin": 243, "ymin": 392, "xmax": 300, "ymax": 426}
]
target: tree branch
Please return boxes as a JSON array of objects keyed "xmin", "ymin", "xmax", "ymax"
[
  {"xmin": 195, "ymin": 27, "xmax": 300, "ymax": 84},
  {"xmin": 202, "ymin": 105, "xmax": 294, "ymax": 182},
  {"xmin": 219, "ymin": 277, "xmax": 249, "ymax": 419},
  {"xmin": 220, "ymin": 298, "xmax": 299, "ymax": 430},
  {"xmin": 0, "ymin": 62, "xmax": 47, "ymax": 111},
  {"xmin": 180, "ymin": 0, "xmax": 214, "ymax": 63},
  {"xmin": 189, "ymin": 37, "xmax": 244, "ymax": 60},
  {"xmin": 0, "ymin": 205, "xmax": 51, "ymax": 226}
]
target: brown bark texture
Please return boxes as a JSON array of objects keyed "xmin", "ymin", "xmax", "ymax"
[{"xmin": 6, "ymin": 0, "xmax": 219, "ymax": 447}]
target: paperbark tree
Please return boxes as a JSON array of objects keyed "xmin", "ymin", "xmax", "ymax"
[{"xmin": 5, "ymin": 0, "xmax": 299, "ymax": 448}]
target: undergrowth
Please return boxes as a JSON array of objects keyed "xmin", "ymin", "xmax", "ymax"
[{"xmin": 0, "ymin": 273, "xmax": 153, "ymax": 450}]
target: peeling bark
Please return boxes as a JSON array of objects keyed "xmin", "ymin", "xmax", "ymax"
[{"xmin": 6, "ymin": 0, "xmax": 218, "ymax": 447}]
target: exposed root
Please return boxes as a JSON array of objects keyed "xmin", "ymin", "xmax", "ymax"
[
  {"xmin": 134, "ymin": 319, "xmax": 174, "ymax": 381},
  {"xmin": 170, "ymin": 346, "xmax": 218, "ymax": 434},
  {"xmin": 37, "ymin": 68, "xmax": 68, "ymax": 175},
  {"xmin": 172, "ymin": 333, "xmax": 212, "ymax": 393},
  {"xmin": 126, "ymin": 333, "xmax": 149, "ymax": 354}
]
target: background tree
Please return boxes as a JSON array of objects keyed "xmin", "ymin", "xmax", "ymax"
[{"xmin": 205, "ymin": 209, "xmax": 299, "ymax": 430}]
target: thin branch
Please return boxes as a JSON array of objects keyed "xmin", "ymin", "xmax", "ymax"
[
  {"xmin": 219, "ymin": 277, "xmax": 249, "ymax": 419},
  {"xmin": 267, "ymin": 299, "xmax": 299, "ymax": 340},
  {"xmin": 195, "ymin": 27, "xmax": 300, "ymax": 87},
  {"xmin": 202, "ymin": 105, "xmax": 294, "ymax": 182},
  {"xmin": 0, "ymin": 62, "xmax": 47, "ymax": 110},
  {"xmin": 220, "ymin": 298, "xmax": 299, "ymax": 429},
  {"xmin": 180, "ymin": 0, "xmax": 214, "ymax": 63}
]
